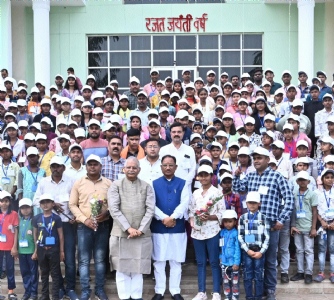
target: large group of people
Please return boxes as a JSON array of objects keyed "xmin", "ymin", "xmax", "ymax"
[{"xmin": 0, "ymin": 66, "xmax": 334, "ymax": 300}]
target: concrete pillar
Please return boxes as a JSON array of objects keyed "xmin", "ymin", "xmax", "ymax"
[
  {"xmin": 32, "ymin": 0, "xmax": 50, "ymax": 92},
  {"xmin": 1, "ymin": 0, "xmax": 13, "ymax": 78},
  {"xmin": 298, "ymin": 0, "xmax": 315, "ymax": 82}
]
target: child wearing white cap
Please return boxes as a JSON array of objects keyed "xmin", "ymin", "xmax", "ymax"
[
  {"xmin": 221, "ymin": 113, "xmax": 238, "ymax": 144},
  {"xmin": 316, "ymin": 136, "xmax": 334, "ymax": 176},
  {"xmin": 191, "ymin": 88, "xmax": 214, "ymax": 124},
  {"xmin": 16, "ymin": 100, "xmax": 33, "ymax": 125},
  {"xmin": 150, "ymin": 80, "xmax": 165, "ymax": 109},
  {"xmin": 290, "ymin": 171, "xmax": 317, "ymax": 284},
  {"xmin": 263, "ymin": 114, "xmax": 284, "ymax": 142},
  {"xmin": 27, "ymin": 88, "xmax": 42, "ymax": 118},
  {"xmin": 115, "ymin": 95, "xmax": 131, "ymax": 132},
  {"xmin": 288, "ymin": 158, "xmax": 317, "ymax": 193},
  {"xmin": 36, "ymin": 134, "xmax": 55, "ymax": 176},
  {"xmin": 244, "ymin": 117, "xmax": 261, "ymax": 153},
  {"xmin": 271, "ymin": 140, "xmax": 293, "ymax": 179}
]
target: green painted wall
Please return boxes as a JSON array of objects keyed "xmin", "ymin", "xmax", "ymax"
[{"xmin": 22, "ymin": 2, "xmax": 326, "ymax": 88}]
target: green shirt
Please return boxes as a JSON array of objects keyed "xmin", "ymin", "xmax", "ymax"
[
  {"xmin": 18, "ymin": 217, "xmax": 35, "ymax": 254},
  {"xmin": 293, "ymin": 189, "xmax": 318, "ymax": 232}
]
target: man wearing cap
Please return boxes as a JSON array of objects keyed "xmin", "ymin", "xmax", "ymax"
[
  {"xmin": 127, "ymin": 92, "xmax": 150, "ymax": 129},
  {"xmin": 253, "ymin": 68, "xmax": 263, "ymax": 90},
  {"xmin": 55, "ymin": 74, "xmax": 64, "ymax": 95},
  {"xmin": 121, "ymin": 128, "xmax": 145, "ymax": 160},
  {"xmin": 124, "ymin": 76, "xmax": 141, "ymax": 110},
  {"xmin": 101, "ymin": 136, "xmax": 126, "ymax": 182},
  {"xmin": 181, "ymin": 70, "xmax": 193, "ymax": 90},
  {"xmin": 263, "ymin": 69, "xmax": 282, "ymax": 94},
  {"xmin": 0, "ymin": 69, "xmax": 18, "ymax": 91},
  {"xmin": 0, "ymin": 86, "xmax": 11, "ymax": 110},
  {"xmin": 297, "ymin": 71, "xmax": 310, "ymax": 100},
  {"xmin": 316, "ymin": 70, "xmax": 332, "ymax": 94},
  {"xmin": 275, "ymin": 70, "xmax": 301, "ymax": 99},
  {"xmin": 33, "ymin": 156, "xmax": 79, "ymax": 300},
  {"xmin": 108, "ymin": 156, "xmax": 155, "ymax": 300},
  {"xmin": 233, "ymin": 147, "xmax": 294, "ymax": 300},
  {"xmin": 33, "ymin": 98, "xmax": 57, "ymax": 130},
  {"xmin": 141, "ymin": 119, "xmax": 168, "ymax": 149},
  {"xmin": 166, "ymin": 110, "xmax": 192, "ymax": 145},
  {"xmin": 143, "ymin": 69, "xmax": 160, "ymax": 103},
  {"xmin": 80, "ymin": 119, "xmax": 108, "ymax": 162},
  {"xmin": 205, "ymin": 70, "xmax": 222, "ymax": 93},
  {"xmin": 315, "ymin": 94, "xmax": 334, "ymax": 139},
  {"xmin": 64, "ymin": 144, "xmax": 86, "ymax": 180},
  {"xmin": 70, "ymin": 154, "xmax": 112, "ymax": 300}
]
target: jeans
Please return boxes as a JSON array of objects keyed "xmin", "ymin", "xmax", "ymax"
[
  {"xmin": 264, "ymin": 222, "xmax": 280, "ymax": 293},
  {"xmin": 242, "ymin": 250, "xmax": 265, "ymax": 300},
  {"xmin": 222, "ymin": 265, "xmax": 239, "ymax": 300},
  {"xmin": 59, "ymin": 222, "xmax": 76, "ymax": 292},
  {"xmin": 37, "ymin": 247, "xmax": 60, "ymax": 300},
  {"xmin": 19, "ymin": 253, "xmax": 39, "ymax": 297},
  {"xmin": 193, "ymin": 233, "xmax": 221, "ymax": 294},
  {"xmin": 278, "ymin": 219, "xmax": 290, "ymax": 274},
  {"xmin": 318, "ymin": 228, "xmax": 334, "ymax": 273},
  {"xmin": 0, "ymin": 250, "xmax": 15, "ymax": 290},
  {"xmin": 294, "ymin": 232, "xmax": 314, "ymax": 275},
  {"xmin": 77, "ymin": 221, "xmax": 109, "ymax": 295}
]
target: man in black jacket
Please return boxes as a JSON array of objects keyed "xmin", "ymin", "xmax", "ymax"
[{"xmin": 33, "ymin": 98, "xmax": 57, "ymax": 131}]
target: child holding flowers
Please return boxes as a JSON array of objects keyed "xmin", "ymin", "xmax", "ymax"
[{"xmin": 189, "ymin": 165, "xmax": 226, "ymax": 300}]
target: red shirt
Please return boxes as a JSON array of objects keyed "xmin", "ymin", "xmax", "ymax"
[{"xmin": 0, "ymin": 211, "xmax": 19, "ymax": 251}]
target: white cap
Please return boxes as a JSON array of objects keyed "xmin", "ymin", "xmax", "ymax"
[
  {"xmin": 30, "ymin": 123, "xmax": 41, "ymax": 131},
  {"xmin": 185, "ymin": 83, "xmax": 195, "ymax": 90},
  {"xmin": 30, "ymin": 87, "xmax": 39, "ymax": 94},
  {"xmin": 35, "ymin": 133, "xmax": 47, "ymax": 141},
  {"xmin": 283, "ymin": 123, "xmax": 294, "ymax": 131},
  {"xmin": 74, "ymin": 128, "xmax": 86, "ymax": 138},
  {"xmin": 0, "ymin": 86, "xmax": 6, "ymax": 92},
  {"xmin": 4, "ymin": 77, "xmax": 14, "ymax": 83},
  {"xmin": 87, "ymin": 74, "xmax": 96, "ymax": 81},
  {"xmin": 57, "ymin": 134, "xmax": 71, "ymax": 142},
  {"xmin": 199, "ymin": 155, "xmax": 212, "ymax": 164},
  {"xmin": 148, "ymin": 109, "xmax": 159, "ymax": 117},
  {"xmin": 210, "ymin": 84, "xmax": 220, "ymax": 91},
  {"xmin": 148, "ymin": 119, "xmax": 160, "ymax": 127},
  {"xmin": 255, "ymin": 96, "xmax": 266, "ymax": 104},
  {"xmin": 93, "ymin": 107, "xmax": 104, "ymax": 115},
  {"xmin": 4, "ymin": 112, "xmax": 16, "ymax": 119},
  {"xmin": 17, "ymin": 86, "xmax": 27, "ymax": 93},
  {"xmin": 69, "ymin": 143, "xmax": 83, "ymax": 152},
  {"xmin": 190, "ymin": 133, "xmax": 202, "ymax": 141},
  {"xmin": 215, "ymin": 93, "xmax": 226, "ymax": 100},
  {"xmin": 207, "ymin": 141, "xmax": 222, "ymax": 151},
  {"xmin": 222, "ymin": 112, "xmax": 233, "ymax": 120},
  {"xmin": 24, "ymin": 133, "xmax": 36, "ymax": 141},
  {"xmin": 288, "ymin": 113, "xmax": 300, "ymax": 122},
  {"xmin": 49, "ymin": 85, "xmax": 58, "ymax": 91},
  {"xmin": 296, "ymin": 170, "xmax": 310, "ymax": 181},
  {"xmin": 238, "ymin": 134, "xmax": 250, "ymax": 142},
  {"xmin": 8, "ymin": 102, "xmax": 17, "ymax": 108},
  {"xmin": 197, "ymin": 165, "xmax": 213, "ymax": 174},
  {"xmin": 323, "ymin": 93, "xmax": 333, "ymax": 100},
  {"xmin": 150, "ymin": 68, "xmax": 159, "ymax": 75},
  {"xmin": 244, "ymin": 80, "xmax": 254, "ymax": 87},
  {"xmin": 222, "ymin": 210, "xmax": 238, "ymax": 219},
  {"xmin": 57, "ymin": 119, "xmax": 68, "ymax": 127},
  {"xmin": 291, "ymin": 99, "xmax": 304, "ymax": 107},
  {"xmin": 325, "ymin": 155, "xmax": 334, "ymax": 164},
  {"xmin": 105, "ymin": 85, "xmax": 114, "ymax": 91},
  {"xmin": 110, "ymin": 80, "xmax": 119, "ymax": 86},
  {"xmin": 327, "ymin": 116, "xmax": 334, "ymax": 125},
  {"xmin": 18, "ymin": 120, "xmax": 29, "ymax": 128},
  {"xmin": 86, "ymin": 154, "xmax": 102, "ymax": 164},
  {"xmin": 67, "ymin": 74, "xmax": 76, "ymax": 80},
  {"xmin": 287, "ymin": 84, "xmax": 297, "ymax": 91},
  {"xmin": 178, "ymin": 99, "xmax": 189, "ymax": 105},
  {"xmin": 223, "ymin": 82, "xmax": 233, "ymax": 88},
  {"xmin": 18, "ymin": 80, "xmax": 27, "ymax": 86},
  {"xmin": 245, "ymin": 116, "xmax": 255, "ymax": 125},
  {"xmin": 188, "ymin": 115, "xmax": 195, "ymax": 122},
  {"xmin": 35, "ymin": 81, "xmax": 45, "ymax": 87},
  {"xmin": 55, "ymin": 74, "xmax": 64, "ymax": 80},
  {"xmin": 282, "ymin": 70, "xmax": 292, "ymax": 76},
  {"xmin": 92, "ymin": 91, "xmax": 104, "ymax": 100},
  {"xmin": 321, "ymin": 168, "xmax": 334, "ymax": 178},
  {"xmin": 175, "ymin": 110, "xmax": 189, "ymax": 119},
  {"xmin": 269, "ymin": 157, "xmax": 278, "ymax": 166},
  {"xmin": 296, "ymin": 140, "xmax": 309, "ymax": 148},
  {"xmin": 17, "ymin": 100, "xmax": 27, "ymax": 107},
  {"xmin": 51, "ymin": 94, "xmax": 59, "ymax": 101},
  {"xmin": 220, "ymin": 72, "xmax": 229, "ymax": 77},
  {"xmin": 102, "ymin": 123, "xmax": 116, "ymax": 132},
  {"xmin": 262, "ymin": 130, "xmax": 275, "ymax": 140},
  {"xmin": 274, "ymin": 89, "xmax": 284, "ymax": 96},
  {"xmin": 39, "ymin": 193, "xmax": 55, "ymax": 202},
  {"xmin": 228, "ymin": 142, "xmax": 240, "ymax": 149},
  {"xmin": 206, "ymin": 70, "xmax": 216, "ymax": 76},
  {"xmin": 220, "ymin": 173, "xmax": 233, "ymax": 182},
  {"xmin": 264, "ymin": 114, "xmax": 276, "ymax": 122},
  {"xmin": 71, "ymin": 108, "xmax": 82, "ymax": 116},
  {"xmin": 6, "ymin": 122, "xmax": 18, "ymax": 131},
  {"xmin": 246, "ymin": 191, "xmax": 261, "ymax": 203},
  {"xmin": 236, "ymin": 126, "xmax": 245, "ymax": 132},
  {"xmin": 40, "ymin": 117, "xmax": 53, "ymax": 126},
  {"xmin": 41, "ymin": 99, "xmax": 52, "ymax": 106},
  {"xmin": 61, "ymin": 97, "xmax": 71, "ymax": 105},
  {"xmin": 170, "ymin": 92, "xmax": 181, "ymax": 100},
  {"xmin": 251, "ymin": 147, "xmax": 270, "ymax": 157},
  {"xmin": 82, "ymin": 101, "xmax": 93, "ymax": 108},
  {"xmin": 137, "ymin": 91, "xmax": 148, "ymax": 98},
  {"xmin": 215, "ymin": 105, "xmax": 225, "ymax": 111},
  {"xmin": 295, "ymin": 157, "xmax": 310, "ymax": 165},
  {"xmin": 67, "ymin": 121, "xmax": 77, "ymax": 128},
  {"xmin": 272, "ymin": 140, "xmax": 285, "ymax": 150},
  {"xmin": 161, "ymin": 90, "xmax": 170, "ymax": 97},
  {"xmin": 182, "ymin": 69, "xmax": 191, "ymax": 75},
  {"xmin": 129, "ymin": 76, "xmax": 140, "ymax": 84},
  {"xmin": 206, "ymin": 125, "xmax": 218, "ymax": 133},
  {"xmin": 0, "ymin": 144, "xmax": 12, "ymax": 151},
  {"xmin": 262, "ymin": 80, "xmax": 271, "ymax": 87},
  {"xmin": 164, "ymin": 76, "xmax": 172, "ymax": 82},
  {"xmin": 219, "ymin": 164, "xmax": 232, "ymax": 172},
  {"xmin": 238, "ymin": 147, "xmax": 251, "ymax": 156},
  {"xmin": 82, "ymin": 85, "xmax": 92, "ymax": 92},
  {"xmin": 109, "ymin": 115, "xmax": 121, "ymax": 124},
  {"xmin": 159, "ymin": 107, "xmax": 169, "ymax": 114},
  {"xmin": 50, "ymin": 156, "xmax": 65, "ymax": 166},
  {"xmin": 74, "ymin": 95, "xmax": 84, "ymax": 103},
  {"xmin": 104, "ymin": 98, "xmax": 114, "ymax": 105},
  {"xmin": 319, "ymin": 136, "xmax": 334, "ymax": 146},
  {"xmin": 19, "ymin": 198, "xmax": 33, "ymax": 208},
  {"xmin": 26, "ymin": 147, "xmax": 39, "ymax": 156},
  {"xmin": 264, "ymin": 68, "xmax": 274, "ymax": 74},
  {"xmin": 215, "ymin": 130, "xmax": 228, "ymax": 138},
  {"xmin": 194, "ymin": 77, "xmax": 204, "ymax": 83},
  {"xmin": 159, "ymin": 100, "xmax": 169, "ymax": 107},
  {"xmin": 88, "ymin": 119, "xmax": 101, "ymax": 127},
  {"xmin": 238, "ymin": 98, "xmax": 248, "ymax": 105}
]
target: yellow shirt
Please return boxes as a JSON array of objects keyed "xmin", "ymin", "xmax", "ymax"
[{"xmin": 39, "ymin": 151, "xmax": 55, "ymax": 177}]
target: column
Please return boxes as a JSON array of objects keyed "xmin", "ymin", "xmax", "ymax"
[
  {"xmin": 32, "ymin": 0, "xmax": 50, "ymax": 92},
  {"xmin": 298, "ymin": 0, "xmax": 315, "ymax": 82},
  {"xmin": 1, "ymin": 0, "xmax": 12, "ymax": 77}
]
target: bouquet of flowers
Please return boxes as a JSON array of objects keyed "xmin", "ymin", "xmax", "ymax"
[
  {"xmin": 90, "ymin": 194, "xmax": 104, "ymax": 231},
  {"xmin": 195, "ymin": 194, "xmax": 224, "ymax": 227}
]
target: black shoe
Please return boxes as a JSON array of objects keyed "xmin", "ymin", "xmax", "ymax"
[
  {"xmin": 281, "ymin": 273, "xmax": 289, "ymax": 283},
  {"xmin": 151, "ymin": 295, "xmax": 164, "ymax": 300},
  {"xmin": 8, "ymin": 294, "xmax": 18, "ymax": 300},
  {"xmin": 305, "ymin": 274, "xmax": 313, "ymax": 284},
  {"xmin": 171, "ymin": 295, "xmax": 184, "ymax": 300},
  {"xmin": 1, "ymin": 271, "xmax": 7, "ymax": 279},
  {"xmin": 20, "ymin": 295, "xmax": 30, "ymax": 300},
  {"xmin": 290, "ymin": 273, "xmax": 305, "ymax": 281}
]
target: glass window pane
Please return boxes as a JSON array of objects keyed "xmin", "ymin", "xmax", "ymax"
[
  {"xmin": 199, "ymin": 67, "xmax": 219, "ymax": 83},
  {"xmin": 161, "ymin": 0, "xmax": 188, "ymax": 2},
  {"xmin": 177, "ymin": 70, "xmax": 195, "ymax": 80},
  {"xmin": 159, "ymin": 70, "xmax": 173, "ymax": 81},
  {"xmin": 176, "ymin": 35, "xmax": 196, "ymax": 50},
  {"xmin": 176, "ymin": 52, "xmax": 196, "ymax": 66},
  {"xmin": 142, "ymin": 0, "xmax": 160, "ymax": 3},
  {"xmin": 199, "ymin": 51, "xmax": 218, "ymax": 65},
  {"xmin": 110, "ymin": 53, "xmax": 129, "ymax": 67},
  {"xmin": 88, "ymin": 53, "xmax": 108, "ymax": 67},
  {"xmin": 131, "ymin": 52, "xmax": 151, "ymax": 66},
  {"xmin": 243, "ymin": 35, "xmax": 262, "ymax": 49},
  {"xmin": 131, "ymin": 36, "xmax": 151, "ymax": 50},
  {"xmin": 109, "ymin": 36, "xmax": 129, "ymax": 51},
  {"xmin": 88, "ymin": 69, "xmax": 108, "ymax": 88},
  {"xmin": 221, "ymin": 51, "xmax": 240, "ymax": 65},
  {"xmin": 199, "ymin": 35, "xmax": 218, "ymax": 49},
  {"xmin": 131, "ymin": 68, "xmax": 151, "ymax": 86},
  {"xmin": 110, "ymin": 68, "xmax": 130, "ymax": 89},
  {"xmin": 221, "ymin": 67, "xmax": 241, "ymax": 78},
  {"xmin": 88, "ymin": 37, "xmax": 107, "ymax": 51},
  {"xmin": 243, "ymin": 51, "xmax": 262, "ymax": 65},
  {"xmin": 153, "ymin": 36, "xmax": 174, "ymax": 50},
  {"xmin": 221, "ymin": 35, "xmax": 240, "ymax": 49},
  {"xmin": 153, "ymin": 52, "xmax": 174, "ymax": 66}
]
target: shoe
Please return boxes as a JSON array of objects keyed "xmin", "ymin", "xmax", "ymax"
[
  {"xmin": 8, "ymin": 294, "xmax": 18, "ymax": 300},
  {"xmin": 20, "ymin": 295, "xmax": 30, "ymax": 300},
  {"xmin": 172, "ymin": 295, "xmax": 184, "ymax": 300},
  {"xmin": 281, "ymin": 273, "xmax": 289, "ymax": 283},
  {"xmin": 0, "ymin": 296, "xmax": 6, "ymax": 300},
  {"xmin": 1, "ymin": 271, "xmax": 7, "ymax": 279},
  {"xmin": 266, "ymin": 294, "xmax": 276, "ymax": 300},
  {"xmin": 290, "ymin": 273, "xmax": 304, "ymax": 281},
  {"xmin": 330, "ymin": 274, "xmax": 334, "ymax": 283},
  {"xmin": 151, "ymin": 295, "xmax": 164, "ymax": 300},
  {"xmin": 94, "ymin": 291, "xmax": 108, "ymax": 300},
  {"xmin": 305, "ymin": 274, "xmax": 312, "ymax": 284},
  {"xmin": 211, "ymin": 294, "xmax": 221, "ymax": 300},
  {"xmin": 59, "ymin": 289, "xmax": 65, "ymax": 300},
  {"xmin": 80, "ymin": 293, "xmax": 90, "ymax": 300},
  {"xmin": 28, "ymin": 297, "xmax": 37, "ymax": 300},
  {"xmin": 192, "ymin": 293, "xmax": 208, "ymax": 300},
  {"xmin": 66, "ymin": 291, "xmax": 79, "ymax": 300},
  {"xmin": 289, "ymin": 253, "xmax": 296, "ymax": 262},
  {"xmin": 314, "ymin": 273, "xmax": 325, "ymax": 282}
]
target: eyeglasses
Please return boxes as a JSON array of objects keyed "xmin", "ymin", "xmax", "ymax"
[
  {"xmin": 146, "ymin": 145, "xmax": 159, "ymax": 149},
  {"xmin": 162, "ymin": 164, "xmax": 175, "ymax": 168}
]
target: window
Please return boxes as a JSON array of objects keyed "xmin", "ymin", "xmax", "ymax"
[
  {"xmin": 124, "ymin": 0, "xmax": 224, "ymax": 4},
  {"xmin": 87, "ymin": 34, "xmax": 262, "ymax": 92}
]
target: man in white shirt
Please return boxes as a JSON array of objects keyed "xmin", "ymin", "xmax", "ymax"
[
  {"xmin": 139, "ymin": 138, "xmax": 163, "ymax": 186},
  {"xmin": 64, "ymin": 144, "xmax": 87, "ymax": 180},
  {"xmin": 127, "ymin": 91, "xmax": 150, "ymax": 129},
  {"xmin": 314, "ymin": 93, "xmax": 334, "ymax": 140}
]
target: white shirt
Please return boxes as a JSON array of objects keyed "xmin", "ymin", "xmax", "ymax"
[
  {"xmin": 127, "ymin": 107, "xmax": 150, "ymax": 129},
  {"xmin": 138, "ymin": 157, "xmax": 163, "ymax": 186},
  {"xmin": 316, "ymin": 188, "xmax": 334, "ymax": 221},
  {"xmin": 64, "ymin": 163, "xmax": 87, "ymax": 181},
  {"xmin": 315, "ymin": 108, "xmax": 334, "ymax": 138},
  {"xmin": 2, "ymin": 139, "xmax": 24, "ymax": 162},
  {"xmin": 275, "ymin": 157, "xmax": 293, "ymax": 180}
]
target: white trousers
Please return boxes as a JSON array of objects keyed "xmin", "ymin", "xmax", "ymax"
[
  {"xmin": 154, "ymin": 260, "xmax": 182, "ymax": 296},
  {"xmin": 116, "ymin": 271, "xmax": 143, "ymax": 299}
]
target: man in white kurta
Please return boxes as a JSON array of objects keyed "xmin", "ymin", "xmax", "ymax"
[{"xmin": 151, "ymin": 154, "xmax": 190, "ymax": 300}]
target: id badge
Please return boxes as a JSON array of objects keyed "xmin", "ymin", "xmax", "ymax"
[
  {"xmin": 259, "ymin": 127, "xmax": 267, "ymax": 134},
  {"xmin": 240, "ymin": 174, "xmax": 246, "ymax": 180},
  {"xmin": 37, "ymin": 176, "xmax": 43, "ymax": 183},
  {"xmin": 117, "ymin": 174, "xmax": 125, "ymax": 180},
  {"xmin": 275, "ymin": 118, "xmax": 281, "ymax": 123},
  {"xmin": 18, "ymin": 156, "xmax": 26, "ymax": 163},
  {"xmin": 0, "ymin": 235, "xmax": 7, "ymax": 242},
  {"xmin": 283, "ymin": 153, "xmax": 291, "ymax": 160},
  {"xmin": 1, "ymin": 177, "xmax": 10, "ymax": 184},
  {"xmin": 7, "ymin": 170, "xmax": 15, "ymax": 177},
  {"xmin": 249, "ymin": 144, "xmax": 257, "ymax": 152},
  {"xmin": 31, "ymin": 185, "xmax": 37, "ymax": 192},
  {"xmin": 258, "ymin": 225, "xmax": 264, "ymax": 234},
  {"xmin": 219, "ymin": 238, "xmax": 224, "ymax": 247},
  {"xmin": 45, "ymin": 236, "xmax": 55, "ymax": 245},
  {"xmin": 231, "ymin": 206, "xmax": 235, "ymax": 211},
  {"xmin": 325, "ymin": 209, "xmax": 334, "ymax": 219},
  {"xmin": 245, "ymin": 234, "xmax": 255, "ymax": 243},
  {"xmin": 150, "ymin": 92, "xmax": 155, "ymax": 97},
  {"xmin": 297, "ymin": 210, "xmax": 306, "ymax": 219},
  {"xmin": 242, "ymin": 200, "xmax": 247, "ymax": 209},
  {"xmin": 258, "ymin": 185, "xmax": 268, "ymax": 195},
  {"xmin": 19, "ymin": 239, "xmax": 29, "ymax": 248}
]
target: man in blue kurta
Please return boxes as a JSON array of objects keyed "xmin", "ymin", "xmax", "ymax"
[{"xmin": 151, "ymin": 155, "xmax": 190, "ymax": 300}]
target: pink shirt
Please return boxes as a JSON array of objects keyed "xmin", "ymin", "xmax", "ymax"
[
  {"xmin": 49, "ymin": 137, "xmax": 76, "ymax": 154},
  {"xmin": 141, "ymin": 126, "xmax": 166, "ymax": 140},
  {"xmin": 276, "ymin": 86, "xmax": 302, "ymax": 100},
  {"xmin": 143, "ymin": 83, "xmax": 159, "ymax": 104},
  {"xmin": 233, "ymin": 112, "xmax": 248, "ymax": 128}
]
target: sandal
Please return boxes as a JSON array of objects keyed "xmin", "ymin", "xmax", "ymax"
[{"xmin": 314, "ymin": 273, "xmax": 325, "ymax": 282}]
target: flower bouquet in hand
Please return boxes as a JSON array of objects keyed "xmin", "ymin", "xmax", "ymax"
[
  {"xmin": 90, "ymin": 194, "xmax": 104, "ymax": 231},
  {"xmin": 195, "ymin": 194, "xmax": 224, "ymax": 228}
]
